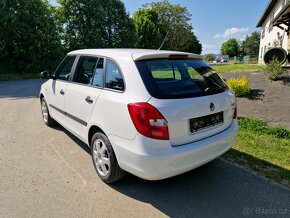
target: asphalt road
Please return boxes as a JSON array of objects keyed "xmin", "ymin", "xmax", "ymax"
[{"xmin": 0, "ymin": 79, "xmax": 289, "ymax": 218}]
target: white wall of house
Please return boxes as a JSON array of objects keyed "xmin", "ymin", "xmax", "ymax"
[{"xmin": 258, "ymin": 0, "xmax": 289, "ymax": 64}]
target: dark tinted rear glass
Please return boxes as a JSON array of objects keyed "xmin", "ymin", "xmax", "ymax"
[{"xmin": 135, "ymin": 59, "xmax": 228, "ymax": 99}]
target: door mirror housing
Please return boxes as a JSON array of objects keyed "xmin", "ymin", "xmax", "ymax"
[{"xmin": 40, "ymin": 70, "xmax": 54, "ymax": 79}]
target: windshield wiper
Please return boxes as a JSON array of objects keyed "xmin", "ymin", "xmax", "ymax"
[{"xmin": 204, "ymin": 86, "xmax": 224, "ymax": 93}]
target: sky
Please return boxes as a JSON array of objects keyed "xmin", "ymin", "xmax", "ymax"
[{"xmin": 50, "ymin": 0, "xmax": 269, "ymax": 54}]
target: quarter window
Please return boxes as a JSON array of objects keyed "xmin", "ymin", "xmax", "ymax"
[
  {"xmin": 105, "ymin": 59, "xmax": 124, "ymax": 91},
  {"xmin": 55, "ymin": 56, "xmax": 76, "ymax": 81}
]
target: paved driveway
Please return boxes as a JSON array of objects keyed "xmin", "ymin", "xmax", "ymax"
[
  {"xmin": 223, "ymin": 72, "xmax": 290, "ymax": 129},
  {"xmin": 0, "ymin": 79, "xmax": 289, "ymax": 218}
]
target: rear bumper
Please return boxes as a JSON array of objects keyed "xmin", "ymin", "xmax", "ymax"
[{"xmin": 109, "ymin": 120, "xmax": 238, "ymax": 180}]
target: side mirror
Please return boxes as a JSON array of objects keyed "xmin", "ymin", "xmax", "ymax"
[{"xmin": 40, "ymin": 70, "xmax": 53, "ymax": 79}]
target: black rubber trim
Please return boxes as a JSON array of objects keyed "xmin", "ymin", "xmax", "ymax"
[{"xmin": 49, "ymin": 104, "xmax": 87, "ymax": 126}]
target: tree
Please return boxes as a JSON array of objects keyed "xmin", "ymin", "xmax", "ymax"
[
  {"xmin": 238, "ymin": 40, "xmax": 246, "ymax": 57},
  {"xmin": 242, "ymin": 31, "xmax": 260, "ymax": 57},
  {"xmin": 205, "ymin": 54, "xmax": 215, "ymax": 62},
  {"xmin": 57, "ymin": 0, "xmax": 136, "ymax": 51},
  {"xmin": 220, "ymin": 38, "xmax": 239, "ymax": 57},
  {"xmin": 0, "ymin": 0, "xmax": 62, "ymax": 73},
  {"xmin": 136, "ymin": 0, "xmax": 202, "ymax": 53},
  {"xmin": 133, "ymin": 9, "xmax": 163, "ymax": 49},
  {"xmin": 190, "ymin": 33, "xmax": 202, "ymax": 54}
]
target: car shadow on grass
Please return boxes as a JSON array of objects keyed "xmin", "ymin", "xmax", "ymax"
[{"xmin": 222, "ymin": 149, "xmax": 290, "ymax": 189}]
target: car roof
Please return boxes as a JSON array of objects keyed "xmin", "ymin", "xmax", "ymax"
[{"xmin": 68, "ymin": 49, "xmax": 202, "ymax": 61}]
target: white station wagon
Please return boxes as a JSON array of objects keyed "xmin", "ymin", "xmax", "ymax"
[{"xmin": 40, "ymin": 49, "xmax": 238, "ymax": 183}]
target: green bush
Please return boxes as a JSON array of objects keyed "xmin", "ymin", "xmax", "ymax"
[
  {"xmin": 238, "ymin": 117, "xmax": 290, "ymax": 139},
  {"xmin": 226, "ymin": 76, "xmax": 251, "ymax": 97},
  {"xmin": 205, "ymin": 54, "xmax": 215, "ymax": 62},
  {"xmin": 264, "ymin": 58, "xmax": 286, "ymax": 80}
]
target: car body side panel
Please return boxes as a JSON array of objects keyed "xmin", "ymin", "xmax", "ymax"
[
  {"xmin": 86, "ymin": 58, "xmax": 152, "ymax": 142},
  {"xmin": 42, "ymin": 79, "xmax": 68, "ymax": 127},
  {"xmin": 64, "ymin": 83, "xmax": 102, "ymax": 141},
  {"xmin": 88, "ymin": 90, "xmax": 144, "ymax": 142}
]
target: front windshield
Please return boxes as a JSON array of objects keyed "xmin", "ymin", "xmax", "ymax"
[{"xmin": 135, "ymin": 58, "xmax": 228, "ymax": 99}]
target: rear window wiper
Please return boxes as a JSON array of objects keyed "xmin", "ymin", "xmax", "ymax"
[{"xmin": 204, "ymin": 87, "xmax": 224, "ymax": 93}]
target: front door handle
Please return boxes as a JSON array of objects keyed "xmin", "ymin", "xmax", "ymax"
[
  {"xmin": 85, "ymin": 96, "xmax": 93, "ymax": 104},
  {"xmin": 60, "ymin": 89, "xmax": 65, "ymax": 95}
]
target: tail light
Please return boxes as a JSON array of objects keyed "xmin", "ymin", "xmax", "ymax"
[
  {"xmin": 128, "ymin": 103, "xmax": 169, "ymax": 140},
  {"xmin": 233, "ymin": 99, "xmax": 238, "ymax": 119},
  {"xmin": 233, "ymin": 107, "xmax": 238, "ymax": 119}
]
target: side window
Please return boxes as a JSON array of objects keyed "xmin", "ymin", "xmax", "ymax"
[
  {"xmin": 92, "ymin": 58, "xmax": 104, "ymax": 87},
  {"xmin": 74, "ymin": 56, "xmax": 99, "ymax": 85},
  {"xmin": 105, "ymin": 59, "xmax": 124, "ymax": 91},
  {"xmin": 55, "ymin": 56, "xmax": 76, "ymax": 81}
]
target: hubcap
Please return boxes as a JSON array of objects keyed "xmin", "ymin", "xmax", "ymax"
[
  {"xmin": 41, "ymin": 100, "xmax": 49, "ymax": 123},
  {"xmin": 92, "ymin": 139, "xmax": 110, "ymax": 177}
]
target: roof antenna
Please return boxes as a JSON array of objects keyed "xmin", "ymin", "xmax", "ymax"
[{"xmin": 158, "ymin": 32, "xmax": 169, "ymax": 50}]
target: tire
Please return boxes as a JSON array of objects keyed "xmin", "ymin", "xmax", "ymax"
[
  {"xmin": 41, "ymin": 97, "xmax": 56, "ymax": 127},
  {"xmin": 91, "ymin": 132, "xmax": 126, "ymax": 183}
]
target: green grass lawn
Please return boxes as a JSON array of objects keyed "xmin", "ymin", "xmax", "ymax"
[
  {"xmin": 222, "ymin": 117, "xmax": 290, "ymax": 188},
  {"xmin": 213, "ymin": 64, "xmax": 262, "ymax": 73}
]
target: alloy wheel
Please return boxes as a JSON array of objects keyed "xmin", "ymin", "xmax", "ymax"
[
  {"xmin": 92, "ymin": 139, "xmax": 110, "ymax": 176},
  {"xmin": 41, "ymin": 100, "xmax": 49, "ymax": 123}
]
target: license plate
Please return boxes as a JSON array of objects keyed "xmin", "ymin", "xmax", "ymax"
[{"xmin": 189, "ymin": 112, "xmax": 224, "ymax": 133}]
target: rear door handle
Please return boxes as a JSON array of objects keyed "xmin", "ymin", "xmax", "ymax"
[
  {"xmin": 60, "ymin": 89, "xmax": 65, "ymax": 95},
  {"xmin": 85, "ymin": 96, "xmax": 93, "ymax": 104}
]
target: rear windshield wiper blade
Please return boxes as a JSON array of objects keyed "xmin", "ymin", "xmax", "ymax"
[{"xmin": 204, "ymin": 87, "xmax": 223, "ymax": 93}]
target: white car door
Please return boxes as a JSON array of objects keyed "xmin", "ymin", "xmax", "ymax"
[
  {"xmin": 46, "ymin": 56, "xmax": 77, "ymax": 126},
  {"xmin": 64, "ymin": 56, "xmax": 104, "ymax": 140}
]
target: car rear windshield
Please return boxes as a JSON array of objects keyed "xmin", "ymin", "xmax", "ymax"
[{"xmin": 135, "ymin": 58, "xmax": 228, "ymax": 99}]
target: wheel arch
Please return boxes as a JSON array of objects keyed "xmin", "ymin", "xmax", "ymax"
[
  {"xmin": 40, "ymin": 93, "xmax": 44, "ymax": 102},
  {"xmin": 88, "ymin": 125, "xmax": 106, "ymax": 147}
]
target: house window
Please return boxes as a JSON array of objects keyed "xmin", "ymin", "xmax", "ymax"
[
  {"xmin": 261, "ymin": 29, "xmax": 265, "ymax": 39},
  {"xmin": 282, "ymin": 0, "xmax": 288, "ymax": 7},
  {"xmin": 260, "ymin": 47, "xmax": 263, "ymax": 59},
  {"xmin": 268, "ymin": 13, "xmax": 274, "ymax": 33}
]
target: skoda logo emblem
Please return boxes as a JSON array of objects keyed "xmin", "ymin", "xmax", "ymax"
[{"xmin": 210, "ymin": 103, "xmax": 215, "ymax": 111}]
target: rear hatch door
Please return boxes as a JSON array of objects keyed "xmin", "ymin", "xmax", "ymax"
[{"xmin": 148, "ymin": 91, "xmax": 236, "ymax": 146}]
